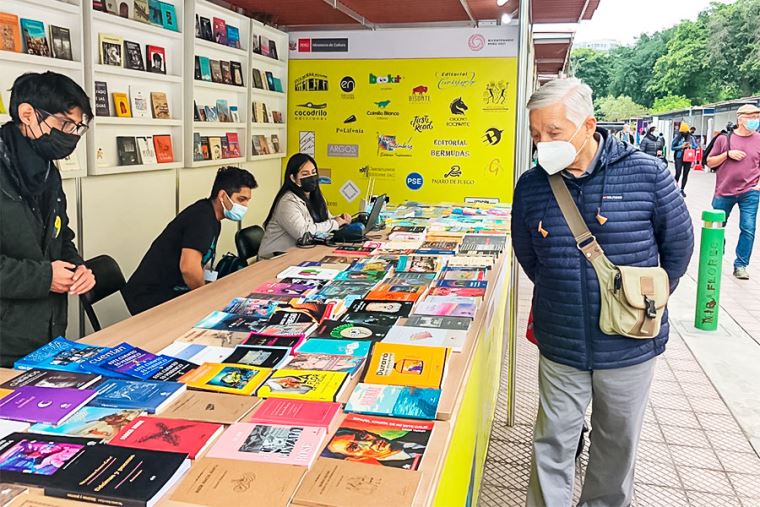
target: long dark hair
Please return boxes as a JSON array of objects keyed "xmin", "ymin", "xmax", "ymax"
[{"xmin": 264, "ymin": 153, "xmax": 329, "ymax": 228}]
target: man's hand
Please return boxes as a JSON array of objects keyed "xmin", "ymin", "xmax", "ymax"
[
  {"xmin": 69, "ymin": 264, "xmax": 96, "ymax": 295},
  {"xmin": 50, "ymin": 261, "xmax": 76, "ymax": 294},
  {"xmin": 656, "ymin": 150, "xmax": 662, "ymax": 157},
  {"xmin": 728, "ymin": 150, "xmax": 747, "ymax": 161},
  {"xmin": 335, "ymin": 214, "xmax": 351, "ymax": 227}
]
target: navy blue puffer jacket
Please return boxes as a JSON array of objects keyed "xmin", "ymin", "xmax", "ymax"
[{"xmin": 511, "ymin": 128, "xmax": 694, "ymax": 370}]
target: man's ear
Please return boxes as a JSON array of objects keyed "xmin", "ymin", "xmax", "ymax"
[
  {"xmin": 17, "ymin": 102, "xmax": 36, "ymax": 127},
  {"xmin": 585, "ymin": 116, "xmax": 597, "ymax": 134}
]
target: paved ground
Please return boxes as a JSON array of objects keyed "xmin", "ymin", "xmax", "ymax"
[{"xmin": 480, "ymin": 168, "xmax": 760, "ymax": 506}]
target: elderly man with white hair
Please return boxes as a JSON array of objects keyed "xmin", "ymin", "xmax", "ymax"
[{"xmin": 511, "ymin": 78, "xmax": 694, "ymax": 506}]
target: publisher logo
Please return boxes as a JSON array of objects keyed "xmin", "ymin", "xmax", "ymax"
[
  {"xmin": 406, "ymin": 172, "xmax": 424, "ymax": 190},
  {"xmin": 336, "ymin": 126, "xmax": 364, "ymax": 134},
  {"xmin": 445, "ymin": 165, "xmax": 462, "ymax": 178},
  {"xmin": 295, "ymin": 73, "xmax": 328, "ymax": 92},
  {"xmin": 433, "ymin": 165, "xmax": 475, "ymax": 185},
  {"xmin": 410, "ymin": 115, "xmax": 433, "ymax": 133},
  {"xmin": 378, "ymin": 135, "xmax": 413, "ymax": 157},
  {"xmin": 431, "ymin": 139, "xmax": 470, "ymax": 157},
  {"xmin": 468, "ymin": 34, "xmax": 486, "ymax": 51},
  {"xmin": 344, "ymin": 114, "xmax": 357, "ymax": 124},
  {"xmin": 437, "ymin": 71, "xmax": 476, "ymax": 90},
  {"xmin": 295, "ymin": 102, "xmax": 328, "ymax": 119},
  {"xmin": 340, "ymin": 76, "xmax": 356, "ymax": 93},
  {"xmin": 327, "ymin": 144, "xmax": 359, "ymax": 158},
  {"xmin": 409, "ymin": 85, "xmax": 431, "ymax": 104},
  {"xmin": 447, "ymin": 98, "xmax": 470, "ymax": 128},
  {"xmin": 483, "ymin": 80, "xmax": 509, "ymax": 111},
  {"xmin": 369, "ymin": 73, "xmax": 402, "ymax": 85},
  {"xmin": 367, "ymin": 100, "xmax": 399, "ymax": 119},
  {"xmin": 450, "ymin": 97, "xmax": 468, "ymax": 115},
  {"xmin": 298, "ymin": 38, "xmax": 311, "ymax": 52},
  {"xmin": 483, "ymin": 127, "xmax": 504, "ymax": 145}
]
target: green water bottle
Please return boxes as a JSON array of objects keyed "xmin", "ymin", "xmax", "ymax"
[{"xmin": 695, "ymin": 210, "xmax": 726, "ymax": 331}]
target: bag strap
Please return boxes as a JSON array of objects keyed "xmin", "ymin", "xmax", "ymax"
[{"xmin": 547, "ymin": 174, "xmax": 605, "ymax": 263}]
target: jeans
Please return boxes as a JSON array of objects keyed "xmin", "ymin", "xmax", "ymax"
[
  {"xmin": 673, "ymin": 157, "xmax": 691, "ymax": 190},
  {"xmin": 712, "ymin": 189, "xmax": 760, "ymax": 269}
]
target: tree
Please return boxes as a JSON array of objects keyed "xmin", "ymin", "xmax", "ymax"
[
  {"xmin": 570, "ymin": 48, "xmax": 612, "ymax": 99},
  {"xmin": 596, "ymin": 95, "xmax": 649, "ymax": 121},
  {"xmin": 607, "ymin": 31, "xmax": 673, "ymax": 107},
  {"xmin": 651, "ymin": 95, "xmax": 692, "ymax": 114},
  {"xmin": 708, "ymin": 0, "xmax": 760, "ymax": 98}
]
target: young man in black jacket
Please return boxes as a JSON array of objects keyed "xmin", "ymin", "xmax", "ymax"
[{"xmin": 0, "ymin": 72, "xmax": 95, "ymax": 367}]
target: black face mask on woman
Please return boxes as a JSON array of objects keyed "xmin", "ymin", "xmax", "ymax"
[
  {"xmin": 300, "ymin": 175, "xmax": 319, "ymax": 193},
  {"xmin": 28, "ymin": 128, "xmax": 81, "ymax": 161}
]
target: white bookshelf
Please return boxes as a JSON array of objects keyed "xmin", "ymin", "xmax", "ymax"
[
  {"xmin": 0, "ymin": 0, "xmax": 87, "ymax": 179},
  {"xmin": 83, "ymin": 0, "xmax": 185, "ymax": 176},
  {"xmin": 184, "ymin": 0, "xmax": 250, "ymax": 168},
  {"xmin": 248, "ymin": 20, "xmax": 288, "ymax": 162}
]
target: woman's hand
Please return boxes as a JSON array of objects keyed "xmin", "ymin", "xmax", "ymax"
[{"xmin": 335, "ymin": 214, "xmax": 351, "ymax": 227}]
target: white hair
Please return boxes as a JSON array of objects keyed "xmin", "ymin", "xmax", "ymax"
[{"xmin": 527, "ymin": 78, "xmax": 595, "ymax": 127}]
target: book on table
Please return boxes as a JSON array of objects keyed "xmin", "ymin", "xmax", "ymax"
[
  {"xmin": 0, "ymin": 386, "xmax": 96, "ymax": 425},
  {"xmin": 88, "ymin": 378, "xmax": 185, "ymax": 414},
  {"xmin": 345, "ymin": 383, "xmax": 441, "ymax": 420},
  {"xmin": 382, "ymin": 325, "xmax": 468, "ymax": 353},
  {"xmin": 247, "ymin": 398, "xmax": 341, "ymax": 428},
  {"xmin": 13, "ymin": 337, "xmax": 108, "ymax": 374},
  {"xmin": 256, "ymin": 369, "xmax": 348, "ymax": 402},
  {"xmin": 159, "ymin": 390, "xmax": 261, "ymax": 424},
  {"xmin": 83, "ymin": 341, "xmax": 197, "ymax": 382},
  {"xmin": 310, "ymin": 320, "xmax": 390, "ymax": 342},
  {"xmin": 222, "ymin": 344, "xmax": 292, "ymax": 369},
  {"xmin": 207, "ymin": 422, "xmax": 325, "ymax": 467},
  {"xmin": 364, "ymin": 343, "xmax": 449, "ymax": 389},
  {"xmin": 295, "ymin": 338, "xmax": 372, "ymax": 357},
  {"xmin": 179, "ymin": 363, "xmax": 270, "ymax": 396},
  {"xmin": 281, "ymin": 353, "xmax": 366, "ymax": 374},
  {"xmin": 110, "ymin": 415, "xmax": 224, "ymax": 459},
  {"xmin": 0, "ymin": 369, "xmax": 101, "ymax": 390}
]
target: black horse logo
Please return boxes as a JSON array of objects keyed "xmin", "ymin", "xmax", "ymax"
[{"xmin": 450, "ymin": 97, "xmax": 468, "ymax": 115}]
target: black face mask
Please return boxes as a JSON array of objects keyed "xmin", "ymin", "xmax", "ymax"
[
  {"xmin": 300, "ymin": 175, "xmax": 319, "ymax": 193},
  {"xmin": 28, "ymin": 128, "xmax": 81, "ymax": 161}
]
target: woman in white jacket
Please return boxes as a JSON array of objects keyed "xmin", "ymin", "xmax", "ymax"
[{"xmin": 258, "ymin": 153, "xmax": 351, "ymax": 258}]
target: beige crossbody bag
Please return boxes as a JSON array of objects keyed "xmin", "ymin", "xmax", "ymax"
[{"xmin": 548, "ymin": 174, "xmax": 670, "ymax": 339}]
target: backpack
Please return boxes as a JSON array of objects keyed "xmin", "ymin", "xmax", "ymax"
[
  {"xmin": 215, "ymin": 252, "xmax": 247, "ymax": 278},
  {"xmin": 703, "ymin": 129, "xmax": 733, "ymax": 167}
]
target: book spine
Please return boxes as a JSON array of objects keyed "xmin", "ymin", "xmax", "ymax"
[{"xmin": 44, "ymin": 488, "xmax": 144, "ymax": 507}]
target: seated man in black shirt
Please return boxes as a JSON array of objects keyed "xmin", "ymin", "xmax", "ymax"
[{"xmin": 123, "ymin": 166, "xmax": 257, "ymax": 315}]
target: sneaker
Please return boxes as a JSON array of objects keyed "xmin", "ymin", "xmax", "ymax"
[
  {"xmin": 680, "ymin": 190, "xmax": 687, "ymax": 197},
  {"xmin": 734, "ymin": 267, "xmax": 750, "ymax": 280}
]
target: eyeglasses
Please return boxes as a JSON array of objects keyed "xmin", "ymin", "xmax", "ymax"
[{"xmin": 36, "ymin": 108, "xmax": 89, "ymax": 136}]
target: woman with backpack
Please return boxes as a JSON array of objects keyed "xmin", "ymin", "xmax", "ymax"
[{"xmin": 672, "ymin": 122, "xmax": 699, "ymax": 196}]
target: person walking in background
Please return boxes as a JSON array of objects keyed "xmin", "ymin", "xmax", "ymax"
[
  {"xmin": 639, "ymin": 126, "xmax": 664, "ymax": 160},
  {"xmin": 512, "ymin": 78, "xmax": 693, "ymax": 507},
  {"xmin": 672, "ymin": 122, "xmax": 699, "ymax": 196},
  {"xmin": 706, "ymin": 104, "xmax": 760, "ymax": 280}
]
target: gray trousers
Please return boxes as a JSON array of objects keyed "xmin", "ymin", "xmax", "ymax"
[{"xmin": 527, "ymin": 355, "xmax": 656, "ymax": 507}]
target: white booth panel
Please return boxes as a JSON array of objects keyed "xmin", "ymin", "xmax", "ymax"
[
  {"xmin": 62, "ymin": 178, "xmax": 81, "ymax": 340},
  {"xmin": 242, "ymin": 159, "xmax": 281, "ymax": 229}
]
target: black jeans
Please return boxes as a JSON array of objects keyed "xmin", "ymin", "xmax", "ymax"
[{"xmin": 674, "ymin": 157, "xmax": 691, "ymax": 191}]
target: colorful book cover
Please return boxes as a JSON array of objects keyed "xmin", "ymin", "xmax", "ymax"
[
  {"xmin": 0, "ymin": 386, "xmax": 96, "ymax": 425},
  {"xmin": 110, "ymin": 416, "xmax": 223, "ymax": 459},
  {"xmin": 266, "ymin": 302, "xmax": 333, "ymax": 326},
  {"xmin": 320, "ymin": 414, "xmax": 433, "ymax": 470},
  {"xmin": 179, "ymin": 363, "xmax": 270, "ymax": 396},
  {"xmin": 153, "ymin": 134, "xmax": 174, "ymax": 162},
  {"xmin": 0, "ymin": 369, "xmax": 101, "ymax": 390},
  {"xmin": 223, "ymin": 345, "xmax": 291, "ymax": 369},
  {"xmin": 341, "ymin": 311, "xmax": 400, "ymax": 328},
  {"xmin": 14, "ymin": 337, "xmax": 108, "ymax": 373},
  {"xmin": 257, "ymin": 323, "xmax": 314, "ymax": 338},
  {"xmin": 428, "ymin": 286, "xmax": 487, "ymax": 299},
  {"xmin": 345, "ymin": 384, "xmax": 441, "ymax": 420},
  {"xmin": 311, "ymin": 320, "xmax": 390, "ymax": 342},
  {"xmin": 0, "ymin": 13, "xmax": 22, "ymax": 52},
  {"xmin": 413, "ymin": 301, "xmax": 477, "ymax": 319},
  {"xmin": 364, "ymin": 343, "xmax": 448, "ymax": 389},
  {"xmin": 29, "ymin": 407, "xmax": 143, "ymax": 440},
  {"xmin": 84, "ymin": 342, "xmax": 198, "ymax": 382},
  {"xmin": 256, "ymin": 370, "xmax": 348, "ymax": 402},
  {"xmin": 282, "ymin": 353, "xmax": 365, "ymax": 374},
  {"xmin": 295, "ymin": 339, "xmax": 372, "ymax": 357},
  {"xmin": 333, "ymin": 245, "xmax": 375, "ymax": 256},
  {"xmin": 226, "ymin": 25, "xmax": 240, "ymax": 48},
  {"xmin": 223, "ymin": 298, "xmax": 279, "ymax": 319},
  {"xmin": 405, "ymin": 315, "xmax": 472, "ymax": 331},
  {"xmin": 0, "ymin": 433, "xmax": 96, "ymax": 485},
  {"xmin": 250, "ymin": 281, "xmax": 316, "ymax": 298},
  {"xmin": 435, "ymin": 280, "xmax": 488, "ymax": 289},
  {"xmin": 20, "ymin": 18, "xmax": 50, "ymax": 57},
  {"xmin": 348, "ymin": 300, "xmax": 414, "ymax": 318},
  {"xmin": 313, "ymin": 281, "xmax": 377, "ymax": 300},
  {"xmin": 159, "ymin": 342, "xmax": 232, "ymax": 364},
  {"xmin": 382, "ymin": 326, "xmax": 467, "ymax": 353},
  {"xmin": 176, "ymin": 328, "xmax": 249, "ymax": 349},
  {"xmin": 365, "ymin": 284, "xmax": 426, "ymax": 303},
  {"xmin": 207, "ymin": 422, "xmax": 325, "ymax": 467},
  {"xmin": 395, "ymin": 255, "xmax": 443, "ymax": 273},
  {"xmin": 247, "ymin": 398, "xmax": 341, "ymax": 428},
  {"xmin": 441, "ymin": 268, "xmax": 487, "ymax": 281},
  {"xmin": 212, "ymin": 17, "xmax": 227, "ymax": 45},
  {"xmin": 194, "ymin": 311, "xmax": 264, "ymax": 335},
  {"xmin": 244, "ymin": 333, "xmax": 305, "ymax": 349},
  {"xmin": 89, "ymin": 378, "xmax": 185, "ymax": 414},
  {"xmin": 276, "ymin": 266, "xmax": 341, "ymax": 281},
  {"xmin": 334, "ymin": 270, "xmax": 386, "ymax": 283}
]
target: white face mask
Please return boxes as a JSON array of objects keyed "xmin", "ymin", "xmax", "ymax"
[{"xmin": 536, "ymin": 122, "xmax": 589, "ymax": 175}]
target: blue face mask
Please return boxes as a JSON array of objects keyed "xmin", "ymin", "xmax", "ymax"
[
  {"xmin": 747, "ymin": 119, "xmax": 760, "ymax": 131},
  {"xmin": 221, "ymin": 193, "xmax": 247, "ymax": 221}
]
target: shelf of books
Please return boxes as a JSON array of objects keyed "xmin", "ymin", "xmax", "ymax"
[
  {"xmin": 185, "ymin": 0, "xmax": 250, "ymax": 167},
  {"xmin": 248, "ymin": 20, "xmax": 288, "ymax": 161},
  {"xmin": 0, "ymin": 0, "xmax": 88, "ymax": 178},
  {"xmin": 83, "ymin": 0, "xmax": 185, "ymax": 175}
]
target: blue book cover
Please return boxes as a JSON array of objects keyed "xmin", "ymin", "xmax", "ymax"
[
  {"xmin": 84, "ymin": 342, "xmax": 197, "ymax": 382},
  {"xmin": 14, "ymin": 337, "xmax": 109, "ymax": 373},
  {"xmin": 436, "ymin": 280, "xmax": 489, "ymax": 289},
  {"xmin": 345, "ymin": 384, "xmax": 441, "ymax": 420},
  {"xmin": 226, "ymin": 25, "xmax": 240, "ymax": 49},
  {"xmin": 29, "ymin": 406, "xmax": 143, "ymax": 440},
  {"xmin": 159, "ymin": 1, "xmax": 178, "ymax": 31},
  {"xmin": 88, "ymin": 378, "xmax": 184, "ymax": 413},
  {"xmin": 295, "ymin": 338, "xmax": 371, "ymax": 357},
  {"xmin": 81, "ymin": 343, "xmax": 134, "ymax": 379}
]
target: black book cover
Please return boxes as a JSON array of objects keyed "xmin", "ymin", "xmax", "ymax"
[
  {"xmin": 264, "ymin": 71, "xmax": 275, "ymax": 91},
  {"xmin": 222, "ymin": 345, "xmax": 290, "ymax": 368},
  {"xmin": 405, "ymin": 315, "xmax": 472, "ymax": 330},
  {"xmin": 0, "ymin": 433, "xmax": 99, "ymax": 487},
  {"xmin": 348, "ymin": 299, "xmax": 414, "ymax": 318},
  {"xmin": 220, "ymin": 61, "xmax": 232, "ymax": 85},
  {"xmin": 269, "ymin": 39, "xmax": 278, "ymax": 60},
  {"xmin": 267, "ymin": 302, "xmax": 331, "ymax": 327},
  {"xmin": 44, "ymin": 444, "xmax": 189, "ymax": 507},
  {"xmin": 243, "ymin": 334, "xmax": 302, "ymax": 348},
  {"xmin": 230, "ymin": 61, "xmax": 243, "ymax": 86},
  {"xmin": 194, "ymin": 55, "xmax": 201, "ymax": 80},
  {"xmin": 49, "ymin": 25, "xmax": 73, "ymax": 60},
  {"xmin": 148, "ymin": 358, "xmax": 198, "ymax": 382},
  {"xmin": 311, "ymin": 320, "xmax": 390, "ymax": 341},
  {"xmin": 193, "ymin": 100, "xmax": 200, "ymax": 121},
  {"xmin": 192, "ymin": 132, "xmax": 203, "ymax": 161},
  {"xmin": 0, "ymin": 369, "xmax": 101, "ymax": 389},
  {"xmin": 341, "ymin": 312, "xmax": 400, "ymax": 328},
  {"xmin": 200, "ymin": 17, "xmax": 213, "ymax": 41},
  {"xmin": 94, "ymin": 81, "xmax": 110, "ymax": 116},
  {"xmin": 194, "ymin": 13, "xmax": 200, "ymax": 37},
  {"xmin": 210, "ymin": 60, "xmax": 222, "ymax": 83},
  {"xmin": 123, "ymin": 41, "xmax": 145, "ymax": 71},
  {"xmin": 252, "ymin": 68, "xmax": 264, "ymax": 89},
  {"xmin": 116, "ymin": 136, "xmax": 140, "ymax": 166}
]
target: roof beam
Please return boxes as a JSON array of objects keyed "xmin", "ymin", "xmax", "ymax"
[
  {"xmin": 459, "ymin": 0, "xmax": 477, "ymax": 26},
  {"xmin": 322, "ymin": 0, "xmax": 376, "ymax": 29}
]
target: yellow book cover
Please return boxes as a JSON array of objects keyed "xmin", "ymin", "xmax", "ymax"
[
  {"xmin": 98, "ymin": 33, "xmax": 124, "ymax": 66},
  {"xmin": 180, "ymin": 362, "xmax": 271, "ymax": 396},
  {"xmin": 0, "ymin": 387, "xmax": 13, "ymax": 399},
  {"xmin": 364, "ymin": 343, "xmax": 448, "ymax": 389},
  {"xmin": 112, "ymin": 92, "xmax": 131, "ymax": 117},
  {"xmin": 256, "ymin": 369, "xmax": 348, "ymax": 402}
]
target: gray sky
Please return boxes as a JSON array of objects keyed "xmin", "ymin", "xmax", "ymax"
[{"xmin": 574, "ymin": 0, "xmax": 736, "ymax": 44}]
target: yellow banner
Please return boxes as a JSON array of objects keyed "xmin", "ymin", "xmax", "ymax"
[{"xmin": 287, "ymin": 58, "xmax": 518, "ymax": 212}]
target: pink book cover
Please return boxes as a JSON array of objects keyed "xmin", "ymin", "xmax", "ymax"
[
  {"xmin": 247, "ymin": 398, "xmax": 340, "ymax": 428},
  {"xmin": 414, "ymin": 301, "xmax": 477, "ymax": 319},
  {"xmin": 206, "ymin": 422, "xmax": 325, "ymax": 466}
]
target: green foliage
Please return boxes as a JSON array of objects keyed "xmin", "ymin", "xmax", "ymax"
[
  {"xmin": 651, "ymin": 95, "xmax": 692, "ymax": 114},
  {"xmin": 596, "ymin": 95, "xmax": 649, "ymax": 121},
  {"xmin": 571, "ymin": 0, "xmax": 760, "ymax": 109}
]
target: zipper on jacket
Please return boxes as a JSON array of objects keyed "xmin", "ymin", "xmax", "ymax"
[{"xmin": 575, "ymin": 184, "xmax": 594, "ymax": 370}]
